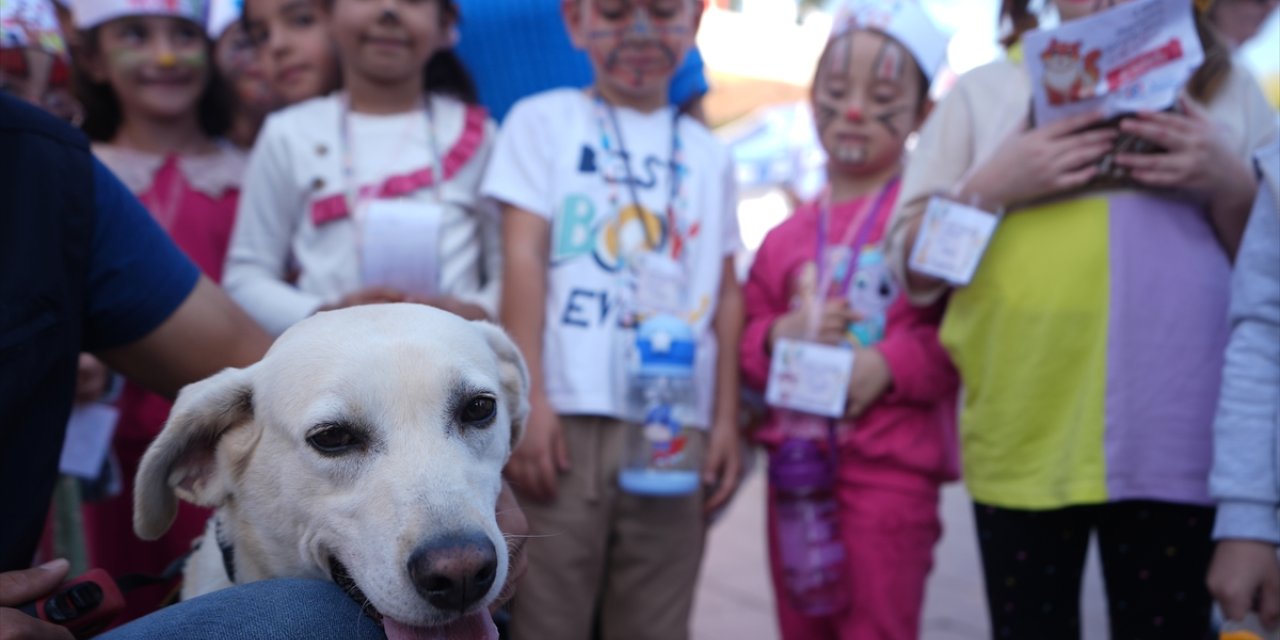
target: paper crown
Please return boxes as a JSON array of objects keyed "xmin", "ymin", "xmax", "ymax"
[
  {"xmin": 70, "ymin": 0, "xmax": 208, "ymax": 30},
  {"xmin": 1, "ymin": 0, "xmax": 68, "ymax": 56},
  {"xmin": 830, "ymin": 0, "xmax": 950, "ymax": 82},
  {"xmin": 205, "ymin": 0, "xmax": 241, "ymax": 38}
]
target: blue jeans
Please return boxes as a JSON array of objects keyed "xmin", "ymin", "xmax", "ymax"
[{"xmin": 101, "ymin": 579, "xmax": 386, "ymax": 639}]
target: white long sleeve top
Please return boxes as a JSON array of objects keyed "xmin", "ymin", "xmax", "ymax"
[{"xmin": 224, "ymin": 93, "xmax": 499, "ymax": 336}]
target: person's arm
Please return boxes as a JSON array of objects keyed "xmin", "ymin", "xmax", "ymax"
[
  {"xmin": 739, "ymin": 230, "xmax": 790, "ymax": 392},
  {"xmin": 222, "ymin": 116, "xmax": 327, "ymax": 336},
  {"xmin": 872, "ymin": 297, "xmax": 958, "ymax": 407},
  {"xmin": 1207, "ymin": 154, "xmax": 1280, "ymax": 626},
  {"xmin": 96, "ymin": 277, "xmax": 272, "ymax": 399},
  {"xmin": 498, "ymin": 207, "xmax": 565, "ymax": 502},
  {"xmin": 704, "ymin": 256, "xmax": 743, "ymax": 514}
]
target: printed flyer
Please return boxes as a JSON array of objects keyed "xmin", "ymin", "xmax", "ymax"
[{"xmin": 1023, "ymin": 0, "xmax": 1203, "ymax": 126}]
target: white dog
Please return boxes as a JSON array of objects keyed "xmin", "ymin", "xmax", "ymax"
[{"xmin": 132, "ymin": 304, "xmax": 528, "ymax": 640}]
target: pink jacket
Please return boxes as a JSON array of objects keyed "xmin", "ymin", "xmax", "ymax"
[{"xmin": 741, "ymin": 190, "xmax": 960, "ymax": 493}]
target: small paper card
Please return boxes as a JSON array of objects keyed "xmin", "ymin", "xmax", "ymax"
[
  {"xmin": 632, "ymin": 253, "xmax": 687, "ymax": 316},
  {"xmin": 908, "ymin": 197, "xmax": 999, "ymax": 286},
  {"xmin": 59, "ymin": 403, "xmax": 119, "ymax": 479},
  {"xmin": 360, "ymin": 200, "xmax": 441, "ymax": 298},
  {"xmin": 765, "ymin": 339, "xmax": 854, "ymax": 419},
  {"xmin": 1023, "ymin": 0, "xmax": 1203, "ymax": 126}
]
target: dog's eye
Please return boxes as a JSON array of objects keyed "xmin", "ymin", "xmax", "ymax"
[
  {"xmin": 459, "ymin": 395, "xmax": 497, "ymax": 426},
  {"xmin": 306, "ymin": 425, "xmax": 364, "ymax": 455}
]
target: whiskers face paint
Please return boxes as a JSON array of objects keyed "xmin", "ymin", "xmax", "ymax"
[{"xmin": 575, "ymin": 0, "xmax": 696, "ymax": 100}]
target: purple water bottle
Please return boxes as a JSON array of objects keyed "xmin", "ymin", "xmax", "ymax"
[{"xmin": 770, "ymin": 415, "xmax": 849, "ymax": 617}]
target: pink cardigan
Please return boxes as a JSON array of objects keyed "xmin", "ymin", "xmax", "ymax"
[{"xmin": 741, "ymin": 190, "xmax": 961, "ymax": 494}]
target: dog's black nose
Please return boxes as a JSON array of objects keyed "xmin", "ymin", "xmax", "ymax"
[{"xmin": 407, "ymin": 533, "xmax": 498, "ymax": 612}]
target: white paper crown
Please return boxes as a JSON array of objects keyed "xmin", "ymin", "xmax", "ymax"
[
  {"xmin": 70, "ymin": 0, "xmax": 208, "ymax": 30},
  {"xmin": 831, "ymin": 0, "xmax": 950, "ymax": 82},
  {"xmin": 205, "ymin": 0, "xmax": 240, "ymax": 38},
  {"xmin": 1, "ymin": 0, "xmax": 68, "ymax": 55}
]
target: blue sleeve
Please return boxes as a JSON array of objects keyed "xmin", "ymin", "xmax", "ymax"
[
  {"xmin": 670, "ymin": 47, "xmax": 709, "ymax": 109},
  {"xmin": 83, "ymin": 159, "xmax": 200, "ymax": 351}
]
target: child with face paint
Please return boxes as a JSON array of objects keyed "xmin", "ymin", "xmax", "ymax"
[
  {"xmin": 223, "ymin": 0, "xmax": 497, "ymax": 339},
  {"xmin": 66, "ymin": 0, "xmax": 244, "ymax": 626},
  {"xmin": 1, "ymin": 0, "xmax": 81, "ymax": 123},
  {"xmin": 209, "ymin": 0, "xmax": 278, "ymax": 148},
  {"xmin": 739, "ymin": 2, "xmax": 956, "ymax": 638},
  {"xmin": 241, "ymin": 0, "xmax": 341, "ymax": 106},
  {"xmin": 883, "ymin": 0, "xmax": 1277, "ymax": 637},
  {"xmin": 484, "ymin": 1, "xmax": 743, "ymax": 638}
]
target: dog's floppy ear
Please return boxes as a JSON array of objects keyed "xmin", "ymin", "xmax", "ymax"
[
  {"xmin": 134, "ymin": 366, "xmax": 255, "ymax": 541},
  {"xmin": 472, "ymin": 321, "xmax": 530, "ymax": 450}
]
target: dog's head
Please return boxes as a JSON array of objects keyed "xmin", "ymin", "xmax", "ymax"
[{"xmin": 134, "ymin": 304, "xmax": 529, "ymax": 640}]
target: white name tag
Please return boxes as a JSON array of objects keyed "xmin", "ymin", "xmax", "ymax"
[
  {"xmin": 59, "ymin": 404, "xmax": 119, "ymax": 479},
  {"xmin": 908, "ymin": 197, "xmax": 999, "ymax": 286},
  {"xmin": 360, "ymin": 200, "xmax": 442, "ymax": 298},
  {"xmin": 632, "ymin": 253, "xmax": 686, "ymax": 317},
  {"xmin": 765, "ymin": 339, "xmax": 854, "ymax": 419}
]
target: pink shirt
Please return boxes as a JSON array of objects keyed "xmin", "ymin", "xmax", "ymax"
[{"xmin": 741, "ymin": 188, "xmax": 960, "ymax": 493}]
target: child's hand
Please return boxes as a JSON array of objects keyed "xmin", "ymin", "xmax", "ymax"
[
  {"xmin": 1113, "ymin": 97, "xmax": 1254, "ymax": 207},
  {"xmin": 844, "ymin": 346, "xmax": 892, "ymax": 419},
  {"xmin": 407, "ymin": 295, "xmax": 490, "ymax": 321},
  {"xmin": 319, "ymin": 286, "xmax": 407, "ymax": 312},
  {"xmin": 504, "ymin": 393, "xmax": 569, "ymax": 503},
  {"xmin": 1208, "ymin": 539, "xmax": 1280, "ymax": 631},
  {"xmin": 703, "ymin": 418, "xmax": 742, "ymax": 516},
  {"xmin": 769, "ymin": 299, "xmax": 859, "ymax": 348},
  {"xmin": 962, "ymin": 112, "xmax": 1117, "ymax": 209}
]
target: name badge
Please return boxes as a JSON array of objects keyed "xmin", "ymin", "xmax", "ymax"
[
  {"xmin": 765, "ymin": 339, "xmax": 854, "ymax": 419},
  {"xmin": 360, "ymin": 199, "xmax": 442, "ymax": 298},
  {"xmin": 631, "ymin": 253, "xmax": 686, "ymax": 317},
  {"xmin": 908, "ymin": 196, "xmax": 999, "ymax": 286}
]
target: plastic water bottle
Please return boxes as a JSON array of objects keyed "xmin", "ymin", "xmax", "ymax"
[
  {"xmin": 619, "ymin": 315, "xmax": 701, "ymax": 496},
  {"xmin": 770, "ymin": 420, "xmax": 849, "ymax": 616}
]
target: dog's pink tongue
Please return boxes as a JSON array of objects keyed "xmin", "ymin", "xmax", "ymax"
[{"xmin": 383, "ymin": 613, "xmax": 498, "ymax": 640}]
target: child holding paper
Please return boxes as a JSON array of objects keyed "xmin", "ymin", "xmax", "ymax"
[
  {"xmin": 740, "ymin": 2, "xmax": 958, "ymax": 638},
  {"xmin": 224, "ymin": 0, "xmax": 499, "ymax": 335},
  {"xmin": 67, "ymin": 0, "xmax": 242, "ymax": 623},
  {"xmin": 884, "ymin": 0, "xmax": 1277, "ymax": 636},
  {"xmin": 485, "ymin": 0, "xmax": 743, "ymax": 637}
]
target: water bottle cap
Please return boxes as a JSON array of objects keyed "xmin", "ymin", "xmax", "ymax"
[
  {"xmin": 635, "ymin": 314, "xmax": 696, "ymax": 378},
  {"xmin": 769, "ymin": 438, "xmax": 833, "ymax": 490}
]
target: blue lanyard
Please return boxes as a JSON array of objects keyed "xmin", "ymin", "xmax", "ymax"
[{"xmin": 814, "ymin": 178, "xmax": 898, "ymax": 299}]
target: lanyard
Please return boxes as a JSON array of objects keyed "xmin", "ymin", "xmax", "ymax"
[
  {"xmin": 813, "ymin": 177, "xmax": 898, "ymax": 301},
  {"xmin": 337, "ymin": 93, "xmax": 444, "ymax": 219},
  {"xmin": 592, "ymin": 92, "xmax": 684, "ymax": 258}
]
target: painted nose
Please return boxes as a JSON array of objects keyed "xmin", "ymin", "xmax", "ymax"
[
  {"xmin": 844, "ymin": 106, "xmax": 864, "ymax": 122},
  {"xmin": 407, "ymin": 533, "xmax": 498, "ymax": 612}
]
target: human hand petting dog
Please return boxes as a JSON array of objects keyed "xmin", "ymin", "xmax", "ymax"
[
  {"xmin": 0, "ymin": 559, "xmax": 74, "ymax": 640},
  {"xmin": 504, "ymin": 392, "xmax": 570, "ymax": 503},
  {"xmin": 318, "ymin": 285, "xmax": 408, "ymax": 311}
]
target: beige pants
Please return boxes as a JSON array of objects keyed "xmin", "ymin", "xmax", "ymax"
[{"xmin": 510, "ymin": 416, "xmax": 707, "ymax": 640}]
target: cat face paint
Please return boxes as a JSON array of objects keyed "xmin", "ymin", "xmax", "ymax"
[
  {"xmin": 567, "ymin": 0, "xmax": 698, "ymax": 106},
  {"xmin": 95, "ymin": 15, "xmax": 209, "ymax": 122},
  {"xmin": 810, "ymin": 28, "xmax": 924, "ymax": 174}
]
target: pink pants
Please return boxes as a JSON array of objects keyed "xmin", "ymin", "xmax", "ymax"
[{"xmin": 766, "ymin": 479, "xmax": 942, "ymax": 640}]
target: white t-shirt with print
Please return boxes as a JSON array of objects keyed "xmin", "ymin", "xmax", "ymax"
[{"xmin": 484, "ymin": 89, "xmax": 739, "ymax": 428}]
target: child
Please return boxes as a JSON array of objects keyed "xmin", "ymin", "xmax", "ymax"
[
  {"xmin": 1, "ymin": 0, "xmax": 79, "ymax": 123},
  {"xmin": 1207, "ymin": 138, "xmax": 1280, "ymax": 634},
  {"xmin": 223, "ymin": 0, "xmax": 498, "ymax": 336},
  {"xmin": 209, "ymin": 0, "xmax": 276, "ymax": 148},
  {"xmin": 68, "ymin": 0, "xmax": 244, "ymax": 624},
  {"xmin": 241, "ymin": 0, "xmax": 340, "ymax": 106},
  {"xmin": 884, "ymin": 0, "xmax": 1278, "ymax": 636},
  {"xmin": 739, "ymin": 2, "xmax": 957, "ymax": 638},
  {"xmin": 483, "ymin": 0, "xmax": 743, "ymax": 638}
]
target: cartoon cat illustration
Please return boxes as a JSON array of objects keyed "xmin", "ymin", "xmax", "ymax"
[{"xmin": 1041, "ymin": 38, "xmax": 1103, "ymax": 106}]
